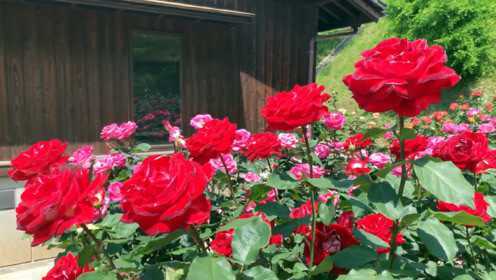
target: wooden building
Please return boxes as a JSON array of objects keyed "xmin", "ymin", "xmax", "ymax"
[{"xmin": 0, "ymin": 0, "xmax": 382, "ymax": 267}]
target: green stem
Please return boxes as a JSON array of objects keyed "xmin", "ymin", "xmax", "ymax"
[
  {"xmin": 302, "ymin": 126, "xmax": 318, "ymax": 268},
  {"xmin": 220, "ymin": 155, "xmax": 235, "ymax": 197},
  {"xmin": 266, "ymin": 158, "xmax": 273, "ymax": 172},
  {"xmin": 81, "ymin": 225, "xmax": 122, "ymax": 279},
  {"xmin": 188, "ymin": 226, "xmax": 207, "ymax": 254},
  {"xmin": 388, "ymin": 116, "xmax": 407, "ymax": 270}
]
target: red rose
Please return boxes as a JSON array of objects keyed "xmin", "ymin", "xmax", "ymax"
[
  {"xmin": 356, "ymin": 213, "xmax": 405, "ymax": 254},
  {"xmin": 262, "ymin": 83, "xmax": 330, "ymax": 131},
  {"xmin": 16, "ymin": 169, "xmax": 107, "ymax": 246},
  {"xmin": 437, "ymin": 192, "xmax": 491, "ymax": 224},
  {"xmin": 343, "ymin": 133, "xmax": 372, "ymax": 151},
  {"xmin": 211, "ymin": 212, "xmax": 282, "ymax": 257},
  {"xmin": 343, "ymin": 38, "xmax": 460, "ymax": 117},
  {"xmin": 42, "ymin": 253, "xmax": 92, "ymax": 280},
  {"xmin": 186, "ymin": 118, "xmax": 236, "ymax": 164},
  {"xmin": 211, "ymin": 229, "xmax": 235, "ymax": 257},
  {"xmin": 432, "ymin": 132, "xmax": 489, "ymax": 172},
  {"xmin": 8, "ymin": 139, "xmax": 68, "ymax": 181},
  {"xmin": 242, "ymin": 132, "xmax": 282, "ymax": 161},
  {"xmin": 299, "ymin": 212, "xmax": 358, "ymax": 271},
  {"xmin": 390, "ymin": 135, "xmax": 428, "ymax": 160},
  {"xmin": 345, "ymin": 158, "xmax": 371, "ymax": 176},
  {"xmin": 475, "ymin": 150, "xmax": 496, "ymax": 174},
  {"xmin": 121, "ymin": 153, "xmax": 212, "ymax": 235}
]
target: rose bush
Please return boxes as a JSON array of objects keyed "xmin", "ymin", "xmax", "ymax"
[{"xmin": 7, "ymin": 38, "xmax": 496, "ymax": 280}]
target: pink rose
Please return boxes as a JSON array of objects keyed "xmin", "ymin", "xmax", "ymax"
[
  {"xmin": 108, "ymin": 182, "xmax": 124, "ymax": 202},
  {"xmin": 442, "ymin": 122, "xmax": 471, "ymax": 134},
  {"xmin": 242, "ymin": 172, "xmax": 261, "ymax": 183},
  {"xmin": 467, "ymin": 108, "xmax": 480, "ymax": 118},
  {"xmin": 100, "ymin": 122, "xmax": 137, "ymax": 141},
  {"xmin": 369, "ymin": 152, "xmax": 391, "ymax": 169},
  {"xmin": 278, "ymin": 133, "xmax": 298, "ymax": 149},
  {"xmin": 69, "ymin": 145, "xmax": 94, "ymax": 169},
  {"xmin": 94, "ymin": 153, "xmax": 127, "ymax": 174},
  {"xmin": 322, "ymin": 112, "xmax": 346, "ymax": 130},
  {"xmin": 209, "ymin": 154, "xmax": 238, "ymax": 174},
  {"xmin": 290, "ymin": 163, "xmax": 325, "ymax": 180},
  {"xmin": 233, "ymin": 129, "xmax": 251, "ymax": 152},
  {"xmin": 479, "ymin": 123, "xmax": 496, "ymax": 134},
  {"xmin": 163, "ymin": 120, "xmax": 185, "ymax": 146},
  {"xmin": 315, "ymin": 143, "xmax": 331, "ymax": 159},
  {"xmin": 190, "ymin": 114, "xmax": 213, "ymax": 129}
]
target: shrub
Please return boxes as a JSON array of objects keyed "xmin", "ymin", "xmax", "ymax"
[{"xmin": 386, "ymin": 0, "xmax": 496, "ymax": 79}]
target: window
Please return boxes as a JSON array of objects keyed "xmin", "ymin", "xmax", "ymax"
[{"xmin": 131, "ymin": 32, "xmax": 182, "ymax": 144}]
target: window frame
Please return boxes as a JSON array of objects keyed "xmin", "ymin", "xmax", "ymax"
[{"xmin": 129, "ymin": 29, "xmax": 185, "ymax": 150}]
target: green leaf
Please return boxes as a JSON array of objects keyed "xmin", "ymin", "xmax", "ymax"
[
  {"xmin": 249, "ymin": 184, "xmax": 272, "ymax": 202},
  {"xmin": 311, "ymin": 256, "xmax": 333, "ymax": 275},
  {"xmin": 485, "ymin": 195, "xmax": 496, "ymax": 218},
  {"xmin": 353, "ymin": 229, "xmax": 389, "ymax": 249},
  {"xmin": 332, "ymin": 246, "xmax": 377, "ymax": 268},
  {"xmin": 399, "ymin": 128, "xmax": 416, "ymax": 140},
  {"xmin": 273, "ymin": 217, "xmax": 310, "ymax": 236},
  {"xmin": 414, "ymin": 159, "xmax": 475, "ymax": 208},
  {"xmin": 78, "ymin": 271, "xmax": 118, "ymax": 280},
  {"xmin": 318, "ymin": 203, "xmax": 335, "ymax": 225},
  {"xmin": 231, "ymin": 216, "xmax": 271, "ymax": 264},
  {"xmin": 186, "ymin": 257, "xmax": 235, "ymax": 280},
  {"xmin": 266, "ymin": 172, "xmax": 298, "ymax": 190},
  {"xmin": 110, "ymin": 222, "xmax": 139, "ymax": 239},
  {"xmin": 417, "ymin": 218, "xmax": 458, "ymax": 261},
  {"xmin": 141, "ymin": 265, "xmax": 165, "ymax": 280},
  {"xmin": 131, "ymin": 230, "xmax": 184, "ymax": 256},
  {"xmin": 99, "ymin": 213, "xmax": 123, "ymax": 228},
  {"xmin": 243, "ymin": 266, "xmax": 279, "ymax": 280},
  {"xmin": 363, "ymin": 128, "xmax": 387, "ymax": 139},
  {"xmin": 133, "ymin": 143, "xmax": 152, "ymax": 152},
  {"xmin": 256, "ymin": 202, "xmax": 290, "ymax": 219},
  {"xmin": 431, "ymin": 211, "xmax": 486, "ymax": 227},
  {"xmin": 453, "ymin": 275, "xmax": 475, "ymax": 280},
  {"xmin": 336, "ymin": 269, "xmax": 378, "ymax": 280},
  {"xmin": 471, "ymin": 235, "xmax": 496, "ymax": 250},
  {"xmin": 367, "ymin": 182, "xmax": 399, "ymax": 219},
  {"xmin": 306, "ymin": 177, "xmax": 334, "ymax": 190}
]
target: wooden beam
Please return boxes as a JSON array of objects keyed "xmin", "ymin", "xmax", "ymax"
[
  {"xmin": 320, "ymin": 5, "xmax": 341, "ymax": 20},
  {"xmin": 49, "ymin": 0, "xmax": 255, "ymax": 24},
  {"xmin": 348, "ymin": 0, "xmax": 382, "ymax": 20}
]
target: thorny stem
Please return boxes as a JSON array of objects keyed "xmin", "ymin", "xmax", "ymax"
[
  {"xmin": 388, "ymin": 116, "xmax": 407, "ymax": 270},
  {"xmin": 266, "ymin": 158, "xmax": 273, "ymax": 172},
  {"xmin": 188, "ymin": 226, "xmax": 207, "ymax": 254},
  {"xmin": 302, "ymin": 126, "xmax": 318, "ymax": 268},
  {"xmin": 81, "ymin": 224, "xmax": 122, "ymax": 280},
  {"xmin": 220, "ymin": 155, "xmax": 235, "ymax": 197}
]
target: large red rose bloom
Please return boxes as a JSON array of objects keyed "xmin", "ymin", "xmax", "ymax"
[
  {"xmin": 16, "ymin": 169, "xmax": 107, "ymax": 246},
  {"xmin": 186, "ymin": 118, "xmax": 236, "ymax": 164},
  {"xmin": 356, "ymin": 213, "xmax": 405, "ymax": 254},
  {"xmin": 432, "ymin": 131, "xmax": 489, "ymax": 173},
  {"xmin": 262, "ymin": 83, "xmax": 330, "ymax": 131},
  {"xmin": 121, "ymin": 153, "xmax": 212, "ymax": 235},
  {"xmin": 8, "ymin": 139, "xmax": 68, "ymax": 181},
  {"xmin": 42, "ymin": 253, "xmax": 92, "ymax": 280},
  {"xmin": 343, "ymin": 38, "xmax": 460, "ymax": 117},
  {"xmin": 242, "ymin": 132, "xmax": 282, "ymax": 161},
  {"xmin": 437, "ymin": 192, "xmax": 491, "ymax": 224},
  {"xmin": 390, "ymin": 135, "xmax": 429, "ymax": 160}
]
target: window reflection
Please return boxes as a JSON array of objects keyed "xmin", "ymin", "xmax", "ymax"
[{"xmin": 132, "ymin": 32, "xmax": 182, "ymax": 144}]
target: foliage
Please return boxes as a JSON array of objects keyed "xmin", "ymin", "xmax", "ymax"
[
  {"xmin": 8, "ymin": 38, "xmax": 496, "ymax": 280},
  {"xmin": 386, "ymin": 0, "xmax": 496, "ymax": 79}
]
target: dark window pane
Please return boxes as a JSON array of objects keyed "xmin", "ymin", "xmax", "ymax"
[{"xmin": 132, "ymin": 33, "xmax": 182, "ymax": 144}]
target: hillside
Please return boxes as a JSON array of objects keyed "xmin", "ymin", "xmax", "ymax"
[{"xmin": 316, "ymin": 20, "xmax": 496, "ymax": 112}]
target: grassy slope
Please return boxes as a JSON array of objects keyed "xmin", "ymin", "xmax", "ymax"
[{"xmin": 316, "ymin": 20, "xmax": 496, "ymax": 113}]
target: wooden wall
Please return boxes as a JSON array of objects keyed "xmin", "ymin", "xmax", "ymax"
[{"xmin": 0, "ymin": 0, "xmax": 318, "ymax": 160}]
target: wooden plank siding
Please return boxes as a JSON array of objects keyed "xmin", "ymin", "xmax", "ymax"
[{"xmin": 0, "ymin": 0, "xmax": 319, "ymax": 160}]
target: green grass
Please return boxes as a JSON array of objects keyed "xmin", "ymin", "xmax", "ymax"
[{"xmin": 316, "ymin": 19, "xmax": 496, "ymax": 113}]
